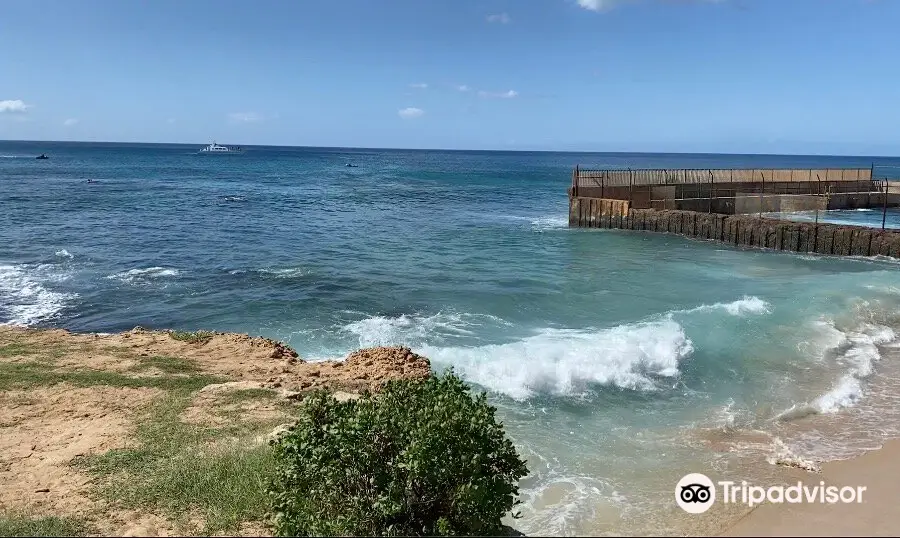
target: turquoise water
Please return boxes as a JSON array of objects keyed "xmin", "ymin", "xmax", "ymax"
[{"xmin": 3, "ymin": 141, "xmax": 900, "ymax": 534}]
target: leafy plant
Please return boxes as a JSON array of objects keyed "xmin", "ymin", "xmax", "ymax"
[
  {"xmin": 267, "ymin": 371, "xmax": 528, "ymax": 536},
  {"xmin": 168, "ymin": 330, "xmax": 215, "ymax": 344}
]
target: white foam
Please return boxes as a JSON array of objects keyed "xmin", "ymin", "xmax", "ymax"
[
  {"xmin": 674, "ymin": 295, "xmax": 771, "ymax": 317},
  {"xmin": 531, "ymin": 215, "xmax": 569, "ymax": 231},
  {"xmin": 260, "ymin": 267, "xmax": 308, "ymax": 278},
  {"xmin": 0, "ymin": 263, "xmax": 77, "ymax": 326},
  {"xmin": 106, "ymin": 266, "xmax": 180, "ymax": 284},
  {"xmin": 55, "ymin": 249, "xmax": 74, "ymax": 259},
  {"xmin": 422, "ymin": 319, "xmax": 694, "ymax": 400},
  {"xmin": 342, "ymin": 311, "xmax": 510, "ymax": 348},
  {"xmin": 778, "ymin": 322, "xmax": 897, "ymax": 419}
]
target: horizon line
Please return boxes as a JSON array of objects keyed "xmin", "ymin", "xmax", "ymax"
[{"xmin": 1, "ymin": 138, "xmax": 897, "ymax": 160}]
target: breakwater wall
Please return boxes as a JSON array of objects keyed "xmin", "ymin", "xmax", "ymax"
[{"xmin": 569, "ymin": 197, "xmax": 900, "ymax": 257}]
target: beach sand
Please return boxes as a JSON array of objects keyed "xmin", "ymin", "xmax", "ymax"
[{"xmin": 723, "ymin": 439, "xmax": 900, "ymax": 536}]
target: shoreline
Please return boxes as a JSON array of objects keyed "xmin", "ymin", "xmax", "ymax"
[{"xmin": 721, "ymin": 438, "xmax": 900, "ymax": 536}]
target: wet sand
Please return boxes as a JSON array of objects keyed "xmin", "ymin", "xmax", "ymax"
[{"xmin": 722, "ymin": 439, "xmax": 900, "ymax": 536}]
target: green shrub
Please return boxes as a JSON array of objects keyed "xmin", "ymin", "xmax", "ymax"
[{"xmin": 267, "ymin": 371, "xmax": 528, "ymax": 536}]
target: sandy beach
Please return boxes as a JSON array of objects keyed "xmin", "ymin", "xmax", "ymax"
[{"xmin": 723, "ymin": 439, "xmax": 900, "ymax": 536}]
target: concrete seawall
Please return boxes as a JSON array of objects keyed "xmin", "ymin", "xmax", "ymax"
[{"xmin": 569, "ymin": 197, "xmax": 900, "ymax": 257}]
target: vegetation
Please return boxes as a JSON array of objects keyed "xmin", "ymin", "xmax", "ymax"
[
  {"xmin": 0, "ymin": 361, "xmax": 220, "ymax": 393},
  {"xmin": 0, "ymin": 513, "xmax": 94, "ymax": 537},
  {"xmin": 74, "ymin": 382, "xmax": 282, "ymax": 535},
  {"xmin": 168, "ymin": 330, "xmax": 215, "ymax": 344},
  {"xmin": 267, "ymin": 371, "xmax": 528, "ymax": 537},
  {"xmin": 126, "ymin": 354, "xmax": 201, "ymax": 374}
]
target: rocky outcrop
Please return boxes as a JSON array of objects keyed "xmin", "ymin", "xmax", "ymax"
[{"xmin": 267, "ymin": 346, "xmax": 431, "ymax": 396}]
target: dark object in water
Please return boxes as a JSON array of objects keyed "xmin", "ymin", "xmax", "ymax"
[
  {"xmin": 86, "ymin": 179, "xmax": 97, "ymax": 184},
  {"xmin": 346, "ymin": 163, "xmax": 358, "ymax": 168},
  {"xmin": 36, "ymin": 154, "xmax": 49, "ymax": 160}
]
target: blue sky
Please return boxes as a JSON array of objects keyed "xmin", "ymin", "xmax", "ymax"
[{"xmin": 1, "ymin": 0, "xmax": 897, "ymax": 154}]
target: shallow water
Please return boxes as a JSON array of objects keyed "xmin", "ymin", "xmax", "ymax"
[{"xmin": 3, "ymin": 141, "xmax": 900, "ymax": 534}]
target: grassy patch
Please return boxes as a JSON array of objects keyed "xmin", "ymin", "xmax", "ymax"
[
  {"xmin": 0, "ymin": 343, "xmax": 40, "ymax": 358},
  {"xmin": 0, "ymin": 361, "xmax": 222, "ymax": 393},
  {"xmin": 168, "ymin": 331, "xmax": 215, "ymax": 344},
  {"xmin": 0, "ymin": 342, "xmax": 71, "ymax": 361},
  {"xmin": 75, "ymin": 385, "xmax": 283, "ymax": 534},
  {"xmin": 127, "ymin": 355, "xmax": 200, "ymax": 375},
  {"xmin": 219, "ymin": 388, "xmax": 279, "ymax": 405},
  {"xmin": 0, "ymin": 513, "xmax": 94, "ymax": 537}
]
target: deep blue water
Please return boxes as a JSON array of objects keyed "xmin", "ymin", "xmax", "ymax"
[{"xmin": 3, "ymin": 140, "xmax": 900, "ymax": 535}]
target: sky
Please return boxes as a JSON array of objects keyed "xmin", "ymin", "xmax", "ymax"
[{"xmin": 1, "ymin": 0, "xmax": 898, "ymax": 154}]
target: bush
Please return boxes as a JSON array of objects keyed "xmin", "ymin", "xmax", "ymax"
[{"xmin": 267, "ymin": 371, "xmax": 528, "ymax": 536}]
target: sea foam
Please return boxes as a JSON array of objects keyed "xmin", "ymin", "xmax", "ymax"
[
  {"xmin": 0, "ymin": 263, "xmax": 77, "ymax": 326},
  {"xmin": 106, "ymin": 267, "xmax": 180, "ymax": 284},
  {"xmin": 777, "ymin": 321, "xmax": 897, "ymax": 420}
]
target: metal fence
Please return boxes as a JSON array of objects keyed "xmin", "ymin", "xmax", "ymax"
[{"xmin": 572, "ymin": 167, "xmax": 874, "ymax": 190}]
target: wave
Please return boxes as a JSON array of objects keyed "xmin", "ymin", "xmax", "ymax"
[
  {"xmin": 421, "ymin": 320, "xmax": 693, "ymax": 400},
  {"xmin": 342, "ymin": 311, "xmax": 512, "ymax": 349},
  {"xmin": 339, "ymin": 297, "xmax": 771, "ymax": 400},
  {"xmin": 106, "ymin": 266, "xmax": 180, "ymax": 284},
  {"xmin": 673, "ymin": 295, "xmax": 770, "ymax": 317},
  {"xmin": 777, "ymin": 321, "xmax": 897, "ymax": 420},
  {"xmin": 228, "ymin": 267, "xmax": 309, "ymax": 279},
  {"xmin": 55, "ymin": 249, "xmax": 74, "ymax": 259},
  {"xmin": 0, "ymin": 263, "xmax": 77, "ymax": 326}
]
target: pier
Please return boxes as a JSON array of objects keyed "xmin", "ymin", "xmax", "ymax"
[{"xmin": 568, "ymin": 167, "xmax": 900, "ymax": 256}]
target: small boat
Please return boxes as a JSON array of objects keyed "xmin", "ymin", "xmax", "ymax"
[
  {"xmin": 197, "ymin": 142, "xmax": 243, "ymax": 154},
  {"xmin": 36, "ymin": 154, "xmax": 49, "ymax": 160},
  {"xmin": 346, "ymin": 163, "xmax": 358, "ymax": 168}
]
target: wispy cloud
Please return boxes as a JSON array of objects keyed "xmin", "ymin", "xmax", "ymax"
[
  {"xmin": 576, "ymin": 0, "xmax": 725, "ymax": 12},
  {"xmin": 409, "ymin": 83, "xmax": 429, "ymax": 89},
  {"xmin": 63, "ymin": 118, "xmax": 79, "ymax": 127},
  {"xmin": 0, "ymin": 99, "xmax": 32, "ymax": 113},
  {"xmin": 398, "ymin": 107, "xmax": 424, "ymax": 119},
  {"xmin": 576, "ymin": 0, "xmax": 615, "ymax": 10},
  {"xmin": 227, "ymin": 112, "xmax": 264, "ymax": 123},
  {"xmin": 457, "ymin": 85, "xmax": 470, "ymax": 92},
  {"xmin": 486, "ymin": 12, "xmax": 511, "ymax": 23},
  {"xmin": 478, "ymin": 89, "xmax": 518, "ymax": 99}
]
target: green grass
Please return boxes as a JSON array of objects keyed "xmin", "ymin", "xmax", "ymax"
[
  {"xmin": 74, "ymin": 385, "xmax": 285, "ymax": 534},
  {"xmin": 168, "ymin": 330, "xmax": 215, "ymax": 344},
  {"xmin": 126, "ymin": 355, "xmax": 200, "ymax": 375},
  {"xmin": 219, "ymin": 388, "xmax": 279, "ymax": 405},
  {"xmin": 0, "ymin": 361, "xmax": 222, "ymax": 392},
  {"xmin": 0, "ymin": 343, "xmax": 39, "ymax": 358},
  {"xmin": 0, "ymin": 513, "xmax": 94, "ymax": 537}
]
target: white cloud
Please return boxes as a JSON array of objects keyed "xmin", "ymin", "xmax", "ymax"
[
  {"xmin": 576, "ymin": 0, "xmax": 724, "ymax": 11},
  {"xmin": 486, "ymin": 12, "xmax": 511, "ymax": 23},
  {"xmin": 457, "ymin": 85, "xmax": 470, "ymax": 92},
  {"xmin": 0, "ymin": 99, "xmax": 31, "ymax": 113},
  {"xmin": 576, "ymin": 0, "xmax": 615, "ymax": 10},
  {"xmin": 63, "ymin": 118, "xmax": 79, "ymax": 126},
  {"xmin": 478, "ymin": 89, "xmax": 518, "ymax": 99},
  {"xmin": 409, "ymin": 83, "xmax": 428, "ymax": 89},
  {"xmin": 227, "ymin": 112, "xmax": 263, "ymax": 123},
  {"xmin": 398, "ymin": 107, "xmax": 424, "ymax": 119}
]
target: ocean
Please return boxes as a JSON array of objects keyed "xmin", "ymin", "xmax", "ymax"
[{"xmin": 3, "ymin": 140, "xmax": 900, "ymax": 535}]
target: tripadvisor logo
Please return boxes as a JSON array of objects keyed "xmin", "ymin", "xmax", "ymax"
[
  {"xmin": 676, "ymin": 473, "xmax": 716, "ymax": 514},
  {"xmin": 675, "ymin": 473, "xmax": 868, "ymax": 514}
]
